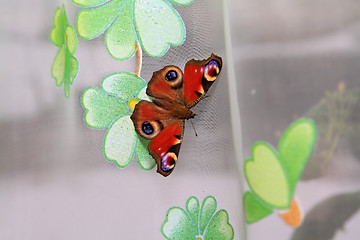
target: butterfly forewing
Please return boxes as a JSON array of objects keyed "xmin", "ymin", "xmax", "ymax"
[
  {"xmin": 183, "ymin": 54, "xmax": 222, "ymax": 108},
  {"xmin": 146, "ymin": 65, "xmax": 184, "ymax": 103}
]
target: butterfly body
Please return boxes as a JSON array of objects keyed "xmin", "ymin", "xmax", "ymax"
[
  {"xmin": 152, "ymin": 99, "xmax": 195, "ymax": 119},
  {"xmin": 131, "ymin": 54, "xmax": 222, "ymax": 176}
]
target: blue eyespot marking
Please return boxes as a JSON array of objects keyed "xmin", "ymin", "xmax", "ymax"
[
  {"xmin": 165, "ymin": 70, "xmax": 177, "ymax": 81},
  {"xmin": 142, "ymin": 121, "xmax": 154, "ymax": 135}
]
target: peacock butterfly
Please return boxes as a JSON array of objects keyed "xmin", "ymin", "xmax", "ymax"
[{"xmin": 131, "ymin": 54, "xmax": 222, "ymax": 177}]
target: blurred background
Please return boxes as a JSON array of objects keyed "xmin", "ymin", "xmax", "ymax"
[
  {"xmin": 1, "ymin": 0, "xmax": 360, "ymax": 239},
  {"xmin": 229, "ymin": 0, "xmax": 360, "ymax": 239}
]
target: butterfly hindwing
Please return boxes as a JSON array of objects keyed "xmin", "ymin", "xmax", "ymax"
[
  {"xmin": 131, "ymin": 100, "xmax": 185, "ymax": 176},
  {"xmin": 131, "ymin": 100, "xmax": 172, "ymax": 140},
  {"xmin": 148, "ymin": 120, "xmax": 184, "ymax": 176}
]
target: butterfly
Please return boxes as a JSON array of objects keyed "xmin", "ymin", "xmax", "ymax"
[{"xmin": 131, "ymin": 54, "xmax": 223, "ymax": 177}]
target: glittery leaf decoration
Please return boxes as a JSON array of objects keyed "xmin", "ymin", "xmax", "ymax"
[
  {"xmin": 168, "ymin": 0, "xmax": 194, "ymax": 6},
  {"xmin": 245, "ymin": 142, "xmax": 291, "ymax": 209},
  {"xmin": 82, "ymin": 87, "xmax": 128, "ymax": 129},
  {"xmin": 101, "ymin": 72, "xmax": 146, "ymax": 101},
  {"xmin": 104, "ymin": 114, "xmax": 137, "ymax": 167},
  {"xmin": 81, "ymin": 72, "xmax": 155, "ymax": 170},
  {"xmin": 72, "ymin": 0, "xmax": 192, "ymax": 60},
  {"xmin": 243, "ymin": 191, "xmax": 273, "ymax": 224},
  {"xmin": 243, "ymin": 118, "xmax": 317, "ymax": 226},
  {"xmin": 162, "ymin": 196, "xmax": 234, "ymax": 240},
  {"xmin": 50, "ymin": 5, "xmax": 79, "ymax": 98}
]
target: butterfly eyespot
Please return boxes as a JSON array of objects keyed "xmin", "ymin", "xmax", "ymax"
[
  {"xmin": 142, "ymin": 121, "xmax": 154, "ymax": 135},
  {"xmin": 160, "ymin": 152, "xmax": 177, "ymax": 172},
  {"xmin": 204, "ymin": 60, "xmax": 220, "ymax": 82},
  {"xmin": 165, "ymin": 70, "xmax": 177, "ymax": 81},
  {"xmin": 138, "ymin": 120, "xmax": 161, "ymax": 140},
  {"xmin": 163, "ymin": 66, "xmax": 183, "ymax": 88}
]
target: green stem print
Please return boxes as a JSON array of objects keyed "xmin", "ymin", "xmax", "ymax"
[
  {"xmin": 81, "ymin": 72, "xmax": 156, "ymax": 170},
  {"xmin": 72, "ymin": 0, "xmax": 193, "ymax": 60},
  {"xmin": 162, "ymin": 196, "xmax": 234, "ymax": 240},
  {"xmin": 243, "ymin": 118, "xmax": 317, "ymax": 227},
  {"xmin": 50, "ymin": 5, "xmax": 79, "ymax": 98},
  {"xmin": 135, "ymin": 41, "xmax": 142, "ymax": 77}
]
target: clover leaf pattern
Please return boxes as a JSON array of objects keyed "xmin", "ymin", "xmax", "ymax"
[
  {"xmin": 162, "ymin": 196, "xmax": 234, "ymax": 240},
  {"xmin": 72, "ymin": 0, "xmax": 193, "ymax": 60},
  {"xmin": 81, "ymin": 72, "xmax": 156, "ymax": 170},
  {"xmin": 50, "ymin": 5, "xmax": 79, "ymax": 98},
  {"xmin": 243, "ymin": 118, "xmax": 317, "ymax": 227}
]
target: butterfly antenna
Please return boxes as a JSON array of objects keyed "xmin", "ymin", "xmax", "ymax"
[{"xmin": 190, "ymin": 119, "xmax": 198, "ymax": 138}]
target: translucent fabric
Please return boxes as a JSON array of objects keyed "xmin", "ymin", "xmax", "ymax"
[
  {"xmin": 230, "ymin": 0, "xmax": 360, "ymax": 239},
  {"xmin": 2, "ymin": 0, "xmax": 360, "ymax": 239},
  {"xmin": 0, "ymin": 0, "xmax": 244, "ymax": 239}
]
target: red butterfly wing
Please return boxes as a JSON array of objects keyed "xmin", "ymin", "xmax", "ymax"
[
  {"xmin": 131, "ymin": 100, "xmax": 184, "ymax": 176},
  {"xmin": 183, "ymin": 54, "xmax": 222, "ymax": 108},
  {"xmin": 148, "ymin": 120, "xmax": 184, "ymax": 176},
  {"xmin": 146, "ymin": 65, "xmax": 184, "ymax": 104}
]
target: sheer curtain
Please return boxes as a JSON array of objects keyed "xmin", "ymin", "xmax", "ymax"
[
  {"xmin": 0, "ymin": 0, "xmax": 244, "ymax": 239},
  {"xmin": 230, "ymin": 0, "xmax": 360, "ymax": 239},
  {"xmin": 2, "ymin": 0, "xmax": 360, "ymax": 239}
]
